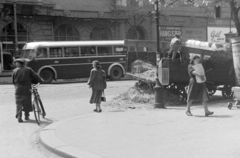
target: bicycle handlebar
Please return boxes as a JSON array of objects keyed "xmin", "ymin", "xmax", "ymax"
[{"xmin": 32, "ymin": 83, "xmax": 40, "ymax": 89}]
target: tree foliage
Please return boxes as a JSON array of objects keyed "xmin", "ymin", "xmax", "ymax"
[{"xmin": 112, "ymin": 0, "xmax": 153, "ymax": 20}]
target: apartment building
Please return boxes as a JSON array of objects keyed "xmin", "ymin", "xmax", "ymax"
[{"xmin": 0, "ymin": 0, "xmax": 235, "ymax": 55}]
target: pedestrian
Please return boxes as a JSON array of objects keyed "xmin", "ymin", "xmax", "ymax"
[
  {"xmin": 12, "ymin": 58, "xmax": 43, "ymax": 123},
  {"xmin": 87, "ymin": 60, "xmax": 107, "ymax": 113},
  {"xmin": 186, "ymin": 55, "xmax": 214, "ymax": 117}
]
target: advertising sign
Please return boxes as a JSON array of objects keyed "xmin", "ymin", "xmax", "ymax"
[
  {"xmin": 160, "ymin": 26, "xmax": 182, "ymax": 41},
  {"xmin": 158, "ymin": 68, "xmax": 169, "ymax": 85},
  {"xmin": 207, "ymin": 27, "xmax": 237, "ymax": 43},
  {"xmin": 182, "ymin": 27, "xmax": 207, "ymax": 42}
]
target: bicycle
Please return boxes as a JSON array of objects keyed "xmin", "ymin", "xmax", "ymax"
[{"xmin": 31, "ymin": 83, "xmax": 46, "ymax": 125}]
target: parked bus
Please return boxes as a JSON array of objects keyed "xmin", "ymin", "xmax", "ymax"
[{"xmin": 20, "ymin": 40, "xmax": 156, "ymax": 83}]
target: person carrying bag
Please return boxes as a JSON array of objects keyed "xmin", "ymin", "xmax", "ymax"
[{"xmin": 87, "ymin": 60, "xmax": 107, "ymax": 113}]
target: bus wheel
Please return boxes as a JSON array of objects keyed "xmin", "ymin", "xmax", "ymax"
[
  {"xmin": 40, "ymin": 69, "xmax": 54, "ymax": 84},
  {"xmin": 110, "ymin": 66, "xmax": 123, "ymax": 80}
]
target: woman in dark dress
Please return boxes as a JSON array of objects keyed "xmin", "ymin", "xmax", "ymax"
[
  {"xmin": 87, "ymin": 61, "xmax": 107, "ymax": 113},
  {"xmin": 12, "ymin": 58, "xmax": 43, "ymax": 123},
  {"xmin": 186, "ymin": 55, "xmax": 214, "ymax": 117}
]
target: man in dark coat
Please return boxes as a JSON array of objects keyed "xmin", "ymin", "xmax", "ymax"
[{"xmin": 12, "ymin": 58, "xmax": 43, "ymax": 123}]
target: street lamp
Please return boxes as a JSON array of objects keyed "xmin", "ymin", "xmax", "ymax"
[
  {"xmin": 149, "ymin": 0, "xmax": 161, "ymax": 56},
  {"xmin": 155, "ymin": 0, "xmax": 160, "ymax": 57},
  {"xmin": 13, "ymin": 2, "xmax": 18, "ymax": 54},
  {"xmin": 149, "ymin": 0, "xmax": 165, "ymax": 109}
]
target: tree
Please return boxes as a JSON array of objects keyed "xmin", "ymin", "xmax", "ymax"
[
  {"xmin": 150, "ymin": 0, "xmax": 240, "ymax": 36},
  {"xmin": 111, "ymin": 0, "xmax": 153, "ymax": 40}
]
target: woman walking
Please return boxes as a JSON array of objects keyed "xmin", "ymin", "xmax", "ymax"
[
  {"xmin": 186, "ymin": 55, "xmax": 214, "ymax": 117},
  {"xmin": 12, "ymin": 58, "xmax": 43, "ymax": 123},
  {"xmin": 87, "ymin": 61, "xmax": 107, "ymax": 112}
]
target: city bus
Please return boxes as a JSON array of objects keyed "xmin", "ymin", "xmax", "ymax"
[{"xmin": 20, "ymin": 40, "xmax": 156, "ymax": 83}]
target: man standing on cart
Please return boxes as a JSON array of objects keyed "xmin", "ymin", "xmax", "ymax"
[
  {"xmin": 167, "ymin": 34, "xmax": 182, "ymax": 60},
  {"xmin": 12, "ymin": 58, "xmax": 43, "ymax": 123}
]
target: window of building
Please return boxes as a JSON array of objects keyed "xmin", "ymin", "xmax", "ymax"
[
  {"xmin": 215, "ymin": 6, "xmax": 221, "ymax": 18},
  {"xmin": 36, "ymin": 48, "xmax": 48, "ymax": 58},
  {"xmin": 116, "ymin": 0, "xmax": 127, "ymax": 6},
  {"xmin": 81, "ymin": 47, "xmax": 96, "ymax": 56},
  {"xmin": 128, "ymin": 46, "xmax": 136, "ymax": 52},
  {"xmin": 90, "ymin": 26, "xmax": 112, "ymax": 40},
  {"xmin": 117, "ymin": 0, "xmax": 145, "ymax": 7},
  {"xmin": 1, "ymin": 22, "xmax": 29, "ymax": 42},
  {"xmin": 54, "ymin": 25, "xmax": 79, "ymax": 41},
  {"xmin": 1, "ymin": 22, "xmax": 29, "ymax": 57},
  {"xmin": 64, "ymin": 47, "xmax": 79, "ymax": 57},
  {"xmin": 126, "ymin": 26, "xmax": 145, "ymax": 40},
  {"xmin": 49, "ymin": 47, "xmax": 63, "ymax": 58},
  {"xmin": 21, "ymin": 5, "xmax": 34, "ymax": 14},
  {"xmin": 128, "ymin": 0, "xmax": 138, "ymax": 7},
  {"xmin": 97, "ymin": 46, "xmax": 113, "ymax": 56}
]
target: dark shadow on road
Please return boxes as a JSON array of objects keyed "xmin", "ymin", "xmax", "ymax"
[
  {"xmin": 50, "ymin": 78, "xmax": 133, "ymax": 84},
  {"xmin": 21, "ymin": 120, "xmax": 36, "ymax": 124},
  {"xmin": 109, "ymin": 109, "xmax": 126, "ymax": 112},
  {"xmin": 194, "ymin": 115, "xmax": 232, "ymax": 118},
  {"xmin": 228, "ymin": 108, "xmax": 240, "ymax": 110},
  {"xmin": 22, "ymin": 118, "xmax": 54, "ymax": 127}
]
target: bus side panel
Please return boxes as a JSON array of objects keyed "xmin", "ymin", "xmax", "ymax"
[{"xmin": 27, "ymin": 56, "xmax": 126, "ymax": 79}]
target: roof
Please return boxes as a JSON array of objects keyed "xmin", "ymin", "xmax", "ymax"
[{"xmin": 23, "ymin": 40, "xmax": 126, "ymax": 50}]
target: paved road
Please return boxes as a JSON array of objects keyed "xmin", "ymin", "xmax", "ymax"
[
  {"xmin": 0, "ymin": 80, "xmax": 136, "ymax": 158},
  {"xmin": 41, "ymin": 104, "xmax": 240, "ymax": 158}
]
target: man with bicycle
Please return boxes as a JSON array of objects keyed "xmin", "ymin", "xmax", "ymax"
[{"xmin": 13, "ymin": 58, "xmax": 44, "ymax": 123}]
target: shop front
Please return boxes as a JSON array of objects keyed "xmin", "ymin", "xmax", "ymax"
[{"xmin": 181, "ymin": 27, "xmax": 207, "ymax": 42}]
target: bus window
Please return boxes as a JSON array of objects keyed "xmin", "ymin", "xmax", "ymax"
[
  {"xmin": 114, "ymin": 46, "xmax": 127, "ymax": 55},
  {"xmin": 97, "ymin": 46, "xmax": 112, "ymax": 56},
  {"xmin": 137, "ymin": 47, "xmax": 142, "ymax": 52},
  {"xmin": 50, "ymin": 47, "xmax": 63, "ymax": 58},
  {"xmin": 36, "ymin": 48, "xmax": 47, "ymax": 58},
  {"xmin": 81, "ymin": 47, "xmax": 96, "ymax": 56},
  {"xmin": 64, "ymin": 47, "xmax": 79, "ymax": 57}
]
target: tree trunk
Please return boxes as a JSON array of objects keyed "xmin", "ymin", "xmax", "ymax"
[{"xmin": 230, "ymin": 0, "xmax": 240, "ymax": 36}]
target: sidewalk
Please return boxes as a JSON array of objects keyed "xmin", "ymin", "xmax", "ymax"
[{"xmin": 40, "ymin": 102, "xmax": 240, "ymax": 158}]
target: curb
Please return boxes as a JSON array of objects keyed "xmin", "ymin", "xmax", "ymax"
[{"xmin": 39, "ymin": 113, "xmax": 103, "ymax": 158}]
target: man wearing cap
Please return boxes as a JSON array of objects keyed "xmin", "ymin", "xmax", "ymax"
[{"xmin": 12, "ymin": 58, "xmax": 44, "ymax": 123}]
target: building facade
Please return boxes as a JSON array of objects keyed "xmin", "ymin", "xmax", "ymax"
[{"xmin": 0, "ymin": 0, "xmax": 235, "ymax": 56}]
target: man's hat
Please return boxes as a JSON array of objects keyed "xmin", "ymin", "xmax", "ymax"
[{"xmin": 14, "ymin": 58, "xmax": 29, "ymax": 65}]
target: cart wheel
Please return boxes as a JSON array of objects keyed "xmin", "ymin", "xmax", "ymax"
[
  {"xmin": 222, "ymin": 85, "xmax": 233, "ymax": 99},
  {"xmin": 228, "ymin": 103, "xmax": 233, "ymax": 109},
  {"xmin": 205, "ymin": 83, "xmax": 217, "ymax": 96}
]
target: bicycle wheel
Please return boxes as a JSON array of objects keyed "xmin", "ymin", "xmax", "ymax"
[
  {"xmin": 32, "ymin": 96, "xmax": 41, "ymax": 125},
  {"xmin": 38, "ymin": 97, "xmax": 46, "ymax": 118}
]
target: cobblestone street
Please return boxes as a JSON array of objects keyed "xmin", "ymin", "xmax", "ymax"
[{"xmin": 0, "ymin": 80, "xmax": 135, "ymax": 158}]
